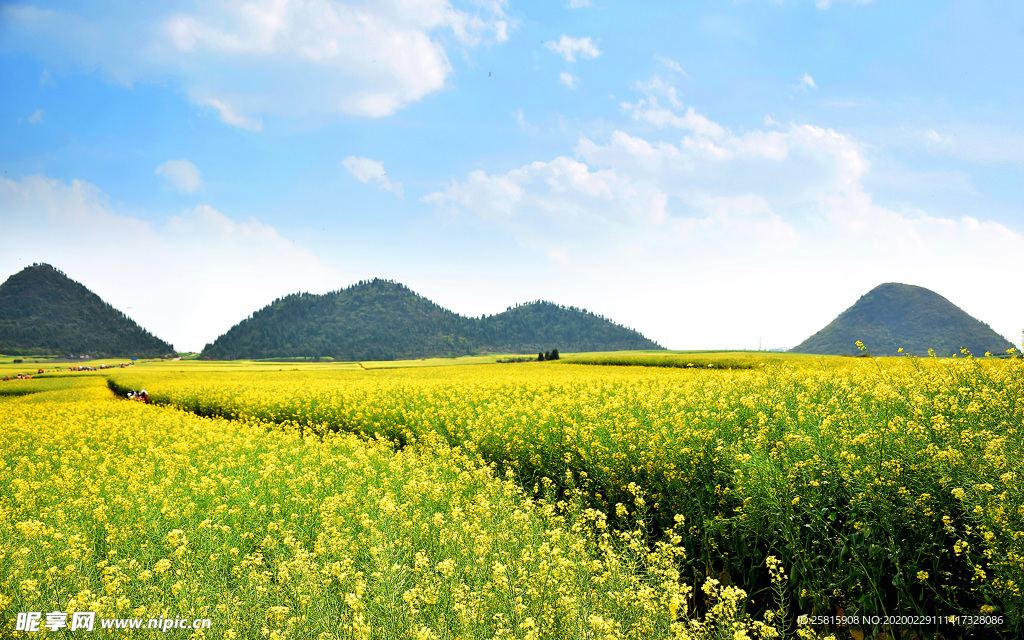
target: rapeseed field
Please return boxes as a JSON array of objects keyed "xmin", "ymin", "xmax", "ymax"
[
  {"xmin": 106, "ymin": 352, "xmax": 1023, "ymax": 637},
  {"xmin": 1, "ymin": 376, "xmax": 792, "ymax": 639},
  {"xmin": 3, "ymin": 350, "xmax": 1022, "ymax": 638}
]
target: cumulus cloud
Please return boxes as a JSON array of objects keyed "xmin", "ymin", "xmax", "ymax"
[
  {"xmin": 155, "ymin": 159, "xmax": 203, "ymax": 193},
  {"xmin": 545, "ymin": 35, "xmax": 600, "ymax": 63},
  {"xmin": 164, "ymin": 0, "xmax": 510, "ymax": 119},
  {"xmin": 423, "ymin": 146, "xmax": 672, "ymax": 258},
  {"xmin": 0, "ymin": 174, "xmax": 340, "ymax": 351},
  {"xmin": 342, "ymin": 156, "xmax": 403, "ymax": 198},
  {"xmin": 568, "ymin": 0, "xmax": 592, "ymax": 7},
  {"xmin": 27, "ymin": 109, "xmax": 44, "ymax": 124},
  {"xmin": 2, "ymin": 0, "xmax": 511, "ymax": 125},
  {"xmin": 800, "ymin": 72, "xmax": 816, "ymax": 88},
  {"xmin": 424, "ymin": 75, "xmax": 1024, "ymax": 348},
  {"xmin": 621, "ymin": 75, "xmax": 726, "ymax": 138},
  {"xmin": 559, "ymin": 72, "xmax": 579, "ymax": 89}
]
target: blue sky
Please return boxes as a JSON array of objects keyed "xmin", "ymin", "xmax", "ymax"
[{"xmin": 1, "ymin": 0, "xmax": 1022, "ymax": 352}]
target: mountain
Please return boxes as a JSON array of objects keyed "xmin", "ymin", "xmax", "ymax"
[
  {"xmin": 0, "ymin": 263, "xmax": 174, "ymax": 358},
  {"xmin": 479, "ymin": 301, "xmax": 657, "ymax": 354},
  {"xmin": 201, "ymin": 279, "xmax": 662, "ymax": 360},
  {"xmin": 791, "ymin": 283, "xmax": 1013, "ymax": 357}
]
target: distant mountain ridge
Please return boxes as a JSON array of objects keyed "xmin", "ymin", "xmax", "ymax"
[
  {"xmin": 791, "ymin": 282, "xmax": 1013, "ymax": 356},
  {"xmin": 0, "ymin": 263, "xmax": 174, "ymax": 357},
  {"xmin": 202, "ymin": 279, "xmax": 662, "ymax": 361}
]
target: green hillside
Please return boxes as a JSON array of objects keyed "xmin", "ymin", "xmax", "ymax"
[
  {"xmin": 791, "ymin": 282, "xmax": 1013, "ymax": 356},
  {"xmin": 201, "ymin": 279, "xmax": 661, "ymax": 361},
  {"xmin": 0, "ymin": 263, "xmax": 174, "ymax": 358},
  {"xmin": 479, "ymin": 301, "xmax": 657, "ymax": 354}
]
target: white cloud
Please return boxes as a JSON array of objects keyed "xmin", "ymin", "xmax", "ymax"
[
  {"xmin": 513, "ymin": 108, "xmax": 539, "ymax": 135},
  {"xmin": 27, "ymin": 109, "xmax": 44, "ymax": 124},
  {"xmin": 846, "ymin": 122, "xmax": 1024, "ymax": 166},
  {"xmin": 2, "ymin": 0, "xmax": 511, "ymax": 124},
  {"xmin": 201, "ymin": 98, "xmax": 264, "ymax": 132},
  {"xmin": 918, "ymin": 123, "xmax": 1024, "ymax": 164},
  {"xmin": 567, "ymin": 0, "xmax": 592, "ymax": 7},
  {"xmin": 800, "ymin": 72, "xmax": 816, "ymax": 88},
  {"xmin": 621, "ymin": 74, "xmax": 735, "ymax": 139},
  {"xmin": 559, "ymin": 72, "xmax": 579, "ymax": 89},
  {"xmin": 621, "ymin": 76, "xmax": 727, "ymax": 139},
  {"xmin": 342, "ymin": 156, "xmax": 403, "ymax": 198},
  {"xmin": 155, "ymin": 159, "xmax": 203, "ymax": 193},
  {"xmin": 817, "ymin": 0, "xmax": 872, "ymax": 8},
  {"xmin": 424, "ymin": 168, "xmax": 525, "ymax": 221},
  {"xmin": 424, "ymin": 147, "xmax": 676, "ymax": 248},
  {"xmin": 424, "ymin": 76, "xmax": 1024, "ymax": 348},
  {"xmin": 39, "ymin": 69, "xmax": 55, "ymax": 87},
  {"xmin": 864, "ymin": 159, "xmax": 974, "ymax": 195},
  {"xmin": 545, "ymin": 35, "xmax": 600, "ymax": 63},
  {"xmin": 0, "ymin": 174, "xmax": 340, "ymax": 352},
  {"xmin": 164, "ymin": 0, "xmax": 510, "ymax": 119},
  {"xmin": 635, "ymin": 74, "xmax": 682, "ymax": 108},
  {"xmin": 547, "ymin": 245, "xmax": 570, "ymax": 263},
  {"xmin": 655, "ymin": 55, "xmax": 688, "ymax": 77}
]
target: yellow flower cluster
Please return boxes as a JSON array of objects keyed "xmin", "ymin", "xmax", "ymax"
[
  {"xmin": 104, "ymin": 352, "xmax": 1024, "ymax": 629},
  {"xmin": 3, "ymin": 377, "xmax": 793, "ymax": 639}
]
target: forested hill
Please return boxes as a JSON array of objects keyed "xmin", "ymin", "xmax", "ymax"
[
  {"xmin": 479, "ymin": 301, "xmax": 658, "ymax": 354},
  {"xmin": 0, "ymin": 263, "xmax": 174, "ymax": 357},
  {"xmin": 203, "ymin": 280, "xmax": 477, "ymax": 361},
  {"xmin": 201, "ymin": 279, "xmax": 662, "ymax": 361},
  {"xmin": 791, "ymin": 282, "xmax": 1014, "ymax": 357}
]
